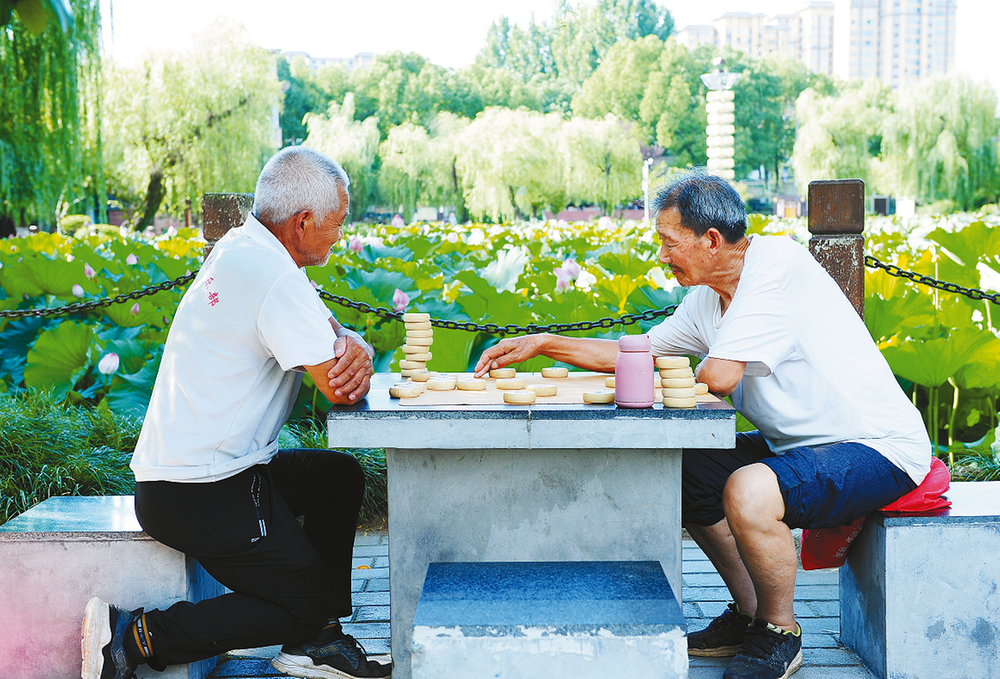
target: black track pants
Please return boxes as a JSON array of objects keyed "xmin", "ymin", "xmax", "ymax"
[{"xmin": 133, "ymin": 448, "xmax": 364, "ymax": 668}]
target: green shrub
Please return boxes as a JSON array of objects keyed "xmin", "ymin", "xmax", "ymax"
[
  {"xmin": 0, "ymin": 390, "xmax": 390, "ymax": 530},
  {"xmin": 0, "ymin": 391, "xmax": 138, "ymax": 524}
]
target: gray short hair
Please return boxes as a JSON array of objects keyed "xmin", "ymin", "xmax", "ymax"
[
  {"xmin": 253, "ymin": 146, "xmax": 351, "ymax": 228},
  {"xmin": 652, "ymin": 170, "xmax": 746, "ymax": 244}
]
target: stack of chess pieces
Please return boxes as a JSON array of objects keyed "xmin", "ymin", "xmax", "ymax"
[
  {"xmin": 390, "ymin": 312, "xmax": 435, "ymax": 398},
  {"xmin": 656, "ymin": 356, "xmax": 709, "ymax": 408}
]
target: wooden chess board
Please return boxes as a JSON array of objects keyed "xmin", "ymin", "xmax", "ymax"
[{"xmin": 392, "ymin": 372, "xmax": 721, "ymax": 407}]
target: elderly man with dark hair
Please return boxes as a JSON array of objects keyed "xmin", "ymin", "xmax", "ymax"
[
  {"xmin": 474, "ymin": 169, "xmax": 930, "ymax": 679},
  {"xmin": 82, "ymin": 146, "xmax": 391, "ymax": 679}
]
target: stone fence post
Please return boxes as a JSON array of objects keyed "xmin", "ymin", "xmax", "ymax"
[
  {"xmin": 807, "ymin": 180, "xmax": 865, "ymax": 319},
  {"xmin": 201, "ymin": 193, "xmax": 254, "ymax": 257}
]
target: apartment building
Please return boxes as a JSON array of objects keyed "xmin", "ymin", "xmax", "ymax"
[{"xmin": 675, "ymin": 0, "xmax": 955, "ymax": 87}]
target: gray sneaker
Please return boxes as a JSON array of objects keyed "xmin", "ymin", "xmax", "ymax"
[
  {"xmin": 688, "ymin": 602, "xmax": 753, "ymax": 657},
  {"xmin": 81, "ymin": 597, "xmax": 139, "ymax": 679},
  {"xmin": 271, "ymin": 623, "xmax": 391, "ymax": 679},
  {"xmin": 723, "ymin": 618, "xmax": 803, "ymax": 679}
]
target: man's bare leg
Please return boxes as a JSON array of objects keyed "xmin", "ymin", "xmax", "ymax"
[
  {"xmin": 685, "ymin": 518, "xmax": 758, "ymax": 616},
  {"xmin": 722, "ymin": 462, "xmax": 798, "ymax": 631}
]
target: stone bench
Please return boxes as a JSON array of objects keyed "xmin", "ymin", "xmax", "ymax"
[
  {"xmin": 0, "ymin": 496, "xmax": 223, "ymax": 679},
  {"xmin": 411, "ymin": 560, "xmax": 688, "ymax": 678},
  {"xmin": 839, "ymin": 481, "xmax": 1000, "ymax": 679}
]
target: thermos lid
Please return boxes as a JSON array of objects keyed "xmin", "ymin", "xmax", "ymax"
[{"xmin": 618, "ymin": 334, "xmax": 651, "ymax": 352}]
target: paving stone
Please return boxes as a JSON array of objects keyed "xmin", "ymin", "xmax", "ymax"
[
  {"xmin": 352, "ymin": 591, "xmax": 390, "ymax": 607},
  {"xmin": 209, "ymin": 657, "xmax": 283, "ymax": 678},
  {"xmin": 342, "ymin": 621, "xmax": 390, "ymax": 640},
  {"xmin": 364, "ymin": 577, "xmax": 389, "ymax": 592},
  {"xmin": 353, "ymin": 532, "xmax": 387, "ymax": 546},
  {"xmin": 354, "ymin": 605, "xmax": 391, "ymax": 622}
]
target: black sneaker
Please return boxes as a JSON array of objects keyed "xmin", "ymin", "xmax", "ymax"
[
  {"xmin": 271, "ymin": 623, "xmax": 391, "ymax": 679},
  {"xmin": 688, "ymin": 602, "xmax": 753, "ymax": 657},
  {"xmin": 722, "ymin": 618, "xmax": 803, "ymax": 679},
  {"xmin": 81, "ymin": 597, "xmax": 139, "ymax": 679}
]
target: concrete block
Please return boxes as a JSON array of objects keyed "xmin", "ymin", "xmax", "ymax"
[
  {"xmin": 0, "ymin": 496, "xmax": 223, "ymax": 679},
  {"xmin": 412, "ymin": 561, "xmax": 688, "ymax": 679},
  {"xmin": 840, "ymin": 482, "xmax": 1000, "ymax": 679}
]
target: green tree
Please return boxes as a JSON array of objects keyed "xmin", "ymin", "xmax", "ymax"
[
  {"xmin": 880, "ymin": 76, "xmax": 1000, "ymax": 209},
  {"xmin": 573, "ymin": 36, "xmax": 707, "ymax": 166},
  {"xmin": 791, "ymin": 79, "xmax": 893, "ymax": 196},
  {"xmin": 560, "ymin": 115, "xmax": 643, "ymax": 215},
  {"xmin": 572, "ymin": 35, "xmax": 665, "ymax": 141},
  {"xmin": 102, "ymin": 19, "xmax": 281, "ymax": 229},
  {"xmin": 0, "ymin": 0, "xmax": 102, "ymax": 233},
  {"xmin": 378, "ymin": 123, "xmax": 431, "ymax": 219},
  {"xmin": 728, "ymin": 54, "xmax": 829, "ymax": 194},
  {"xmin": 277, "ymin": 55, "xmax": 331, "ymax": 147},
  {"xmin": 349, "ymin": 52, "xmax": 482, "ymax": 137},
  {"xmin": 304, "ymin": 93, "xmax": 381, "ymax": 218},
  {"xmin": 456, "ymin": 108, "xmax": 565, "ymax": 222}
]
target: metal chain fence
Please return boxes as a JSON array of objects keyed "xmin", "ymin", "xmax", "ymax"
[{"xmin": 1, "ymin": 255, "xmax": 996, "ymax": 328}]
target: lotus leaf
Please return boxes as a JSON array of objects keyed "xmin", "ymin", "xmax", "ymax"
[{"xmin": 24, "ymin": 321, "xmax": 92, "ymax": 401}]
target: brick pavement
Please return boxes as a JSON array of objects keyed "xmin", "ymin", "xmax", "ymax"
[{"xmin": 208, "ymin": 531, "xmax": 874, "ymax": 678}]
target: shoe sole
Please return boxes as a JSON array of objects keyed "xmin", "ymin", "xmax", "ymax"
[
  {"xmin": 271, "ymin": 651, "xmax": 392, "ymax": 679},
  {"xmin": 689, "ymin": 644, "xmax": 742, "ymax": 657},
  {"xmin": 778, "ymin": 649, "xmax": 804, "ymax": 679},
  {"xmin": 81, "ymin": 597, "xmax": 111, "ymax": 679}
]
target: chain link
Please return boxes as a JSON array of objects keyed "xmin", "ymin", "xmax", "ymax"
[
  {"xmin": 3, "ymin": 255, "xmax": 994, "ymax": 326},
  {"xmin": 0, "ymin": 272, "xmax": 198, "ymax": 319},
  {"xmin": 316, "ymin": 288, "xmax": 678, "ymax": 336},
  {"xmin": 864, "ymin": 255, "xmax": 1000, "ymax": 305}
]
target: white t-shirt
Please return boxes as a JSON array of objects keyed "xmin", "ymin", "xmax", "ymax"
[
  {"xmin": 648, "ymin": 235, "xmax": 931, "ymax": 485},
  {"xmin": 131, "ymin": 215, "xmax": 338, "ymax": 483}
]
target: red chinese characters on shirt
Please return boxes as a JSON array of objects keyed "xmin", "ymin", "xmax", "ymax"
[{"xmin": 203, "ymin": 276, "xmax": 220, "ymax": 307}]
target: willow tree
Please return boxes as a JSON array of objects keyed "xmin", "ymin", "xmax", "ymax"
[
  {"xmin": 0, "ymin": 0, "xmax": 103, "ymax": 234},
  {"xmin": 880, "ymin": 77, "xmax": 1000, "ymax": 210},
  {"xmin": 102, "ymin": 19, "xmax": 281, "ymax": 230}
]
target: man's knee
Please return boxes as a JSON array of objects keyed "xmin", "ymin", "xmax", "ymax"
[{"xmin": 723, "ymin": 463, "xmax": 784, "ymax": 526}]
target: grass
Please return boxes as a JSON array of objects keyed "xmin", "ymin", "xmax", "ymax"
[
  {"xmin": 0, "ymin": 391, "xmax": 389, "ymax": 530},
  {"xmin": 0, "ymin": 392, "xmax": 139, "ymax": 525}
]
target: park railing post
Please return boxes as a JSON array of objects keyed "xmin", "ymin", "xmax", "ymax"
[
  {"xmin": 807, "ymin": 179, "xmax": 865, "ymax": 319},
  {"xmin": 201, "ymin": 193, "xmax": 254, "ymax": 258}
]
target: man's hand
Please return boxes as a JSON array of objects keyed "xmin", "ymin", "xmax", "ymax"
[
  {"xmin": 325, "ymin": 334, "xmax": 374, "ymax": 403},
  {"xmin": 473, "ymin": 335, "xmax": 548, "ymax": 377}
]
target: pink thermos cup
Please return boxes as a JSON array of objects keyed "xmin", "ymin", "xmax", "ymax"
[{"xmin": 615, "ymin": 334, "xmax": 655, "ymax": 408}]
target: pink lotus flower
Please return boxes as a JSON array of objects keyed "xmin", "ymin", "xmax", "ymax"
[
  {"xmin": 72, "ymin": 284, "xmax": 84, "ymax": 298},
  {"xmin": 84, "ymin": 263, "xmax": 95, "ymax": 278},
  {"xmin": 392, "ymin": 288, "xmax": 410, "ymax": 311},
  {"xmin": 126, "ymin": 253, "xmax": 139, "ymax": 265},
  {"xmin": 97, "ymin": 353, "xmax": 119, "ymax": 375},
  {"xmin": 349, "ymin": 237, "xmax": 363, "ymax": 253},
  {"xmin": 554, "ymin": 259, "xmax": 582, "ymax": 291},
  {"xmin": 130, "ymin": 303, "xmax": 140, "ymax": 315},
  {"xmin": 391, "ymin": 214, "xmax": 405, "ymax": 227}
]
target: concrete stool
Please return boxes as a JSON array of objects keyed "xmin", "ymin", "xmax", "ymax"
[
  {"xmin": 411, "ymin": 561, "xmax": 688, "ymax": 678},
  {"xmin": 0, "ymin": 496, "xmax": 222, "ymax": 679},
  {"xmin": 840, "ymin": 481, "xmax": 1000, "ymax": 679}
]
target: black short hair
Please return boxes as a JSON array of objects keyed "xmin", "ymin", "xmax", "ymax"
[{"xmin": 652, "ymin": 170, "xmax": 746, "ymax": 243}]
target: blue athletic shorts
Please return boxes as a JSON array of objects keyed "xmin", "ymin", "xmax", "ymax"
[{"xmin": 682, "ymin": 431, "xmax": 917, "ymax": 529}]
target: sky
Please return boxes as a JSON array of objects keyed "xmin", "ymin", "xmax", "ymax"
[{"xmin": 100, "ymin": 0, "xmax": 999, "ymax": 94}]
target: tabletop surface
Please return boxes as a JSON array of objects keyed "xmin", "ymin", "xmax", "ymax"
[{"xmin": 328, "ymin": 372, "xmax": 735, "ymax": 422}]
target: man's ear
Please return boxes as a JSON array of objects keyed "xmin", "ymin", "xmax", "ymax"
[{"xmin": 706, "ymin": 227, "xmax": 726, "ymax": 254}]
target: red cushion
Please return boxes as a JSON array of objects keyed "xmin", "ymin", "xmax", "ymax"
[{"xmin": 799, "ymin": 457, "xmax": 951, "ymax": 570}]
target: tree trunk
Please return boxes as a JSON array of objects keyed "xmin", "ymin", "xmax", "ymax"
[
  {"xmin": 0, "ymin": 214, "xmax": 15, "ymax": 238},
  {"xmin": 138, "ymin": 168, "xmax": 168, "ymax": 230}
]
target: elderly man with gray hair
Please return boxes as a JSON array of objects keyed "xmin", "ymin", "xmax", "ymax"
[
  {"xmin": 82, "ymin": 146, "xmax": 391, "ymax": 679},
  {"xmin": 474, "ymin": 169, "xmax": 930, "ymax": 679}
]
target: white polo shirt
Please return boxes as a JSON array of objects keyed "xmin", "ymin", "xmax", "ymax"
[
  {"xmin": 648, "ymin": 235, "xmax": 931, "ymax": 485},
  {"xmin": 131, "ymin": 215, "xmax": 338, "ymax": 483}
]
